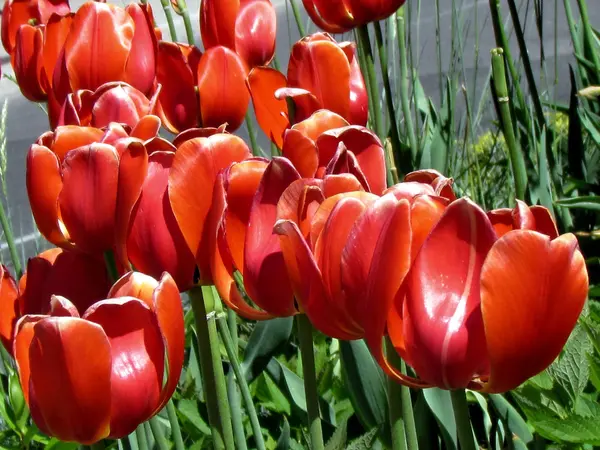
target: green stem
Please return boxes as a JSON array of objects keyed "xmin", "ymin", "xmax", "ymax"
[
  {"xmin": 175, "ymin": 0, "xmax": 195, "ymax": 46},
  {"xmin": 159, "ymin": 0, "xmax": 178, "ymax": 42},
  {"xmin": 0, "ymin": 198, "xmax": 21, "ymax": 278},
  {"xmin": 577, "ymin": 0, "xmax": 600, "ymax": 78},
  {"xmin": 386, "ymin": 347, "xmax": 407, "ymax": 450},
  {"xmin": 135, "ymin": 425, "xmax": 149, "ymax": 450},
  {"xmin": 190, "ymin": 287, "xmax": 235, "ymax": 450},
  {"xmin": 396, "ymin": 10, "xmax": 418, "ymax": 167},
  {"xmin": 296, "ymin": 314, "xmax": 324, "ymax": 450},
  {"xmin": 88, "ymin": 443, "xmax": 105, "ymax": 450},
  {"xmin": 506, "ymin": 0, "xmax": 546, "ymax": 130},
  {"xmin": 491, "ymin": 49, "xmax": 527, "ymax": 200},
  {"xmin": 400, "ymin": 361, "xmax": 418, "ymax": 450},
  {"xmin": 225, "ymin": 309, "xmax": 247, "ymax": 450},
  {"xmin": 288, "ymin": 0, "xmax": 305, "ymax": 36},
  {"xmin": 166, "ymin": 399, "xmax": 185, "ymax": 450},
  {"xmin": 488, "ymin": 0, "xmax": 531, "ymax": 132},
  {"xmin": 245, "ymin": 112, "xmax": 260, "ymax": 157},
  {"xmin": 450, "ymin": 390, "xmax": 476, "ymax": 450},
  {"xmin": 218, "ymin": 317, "xmax": 267, "ymax": 450},
  {"xmin": 356, "ymin": 26, "xmax": 384, "ymax": 146},
  {"xmin": 149, "ymin": 416, "xmax": 169, "ymax": 450},
  {"xmin": 373, "ymin": 20, "xmax": 403, "ymax": 175}
]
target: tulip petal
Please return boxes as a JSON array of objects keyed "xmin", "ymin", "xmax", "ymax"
[
  {"xmin": 26, "ymin": 145, "xmax": 68, "ymax": 247},
  {"xmin": 281, "ymin": 129, "xmax": 319, "ymax": 178},
  {"xmin": 0, "ymin": 266, "xmax": 19, "ymax": 354},
  {"xmin": 84, "ymin": 298, "xmax": 163, "ymax": 438},
  {"xmin": 403, "ymin": 198, "xmax": 496, "ymax": 389},
  {"xmin": 276, "ymin": 178, "xmax": 325, "ymax": 238},
  {"xmin": 235, "ymin": 0, "xmax": 276, "ymax": 67},
  {"xmin": 28, "ymin": 317, "xmax": 112, "ymax": 444},
  {"xmin": 197, "ymin": 46, "xmax": 249, "ymax": 131},
  {"xmin": 47, "ymin": 125, "xmax": 105, "ymax": 161},
  {"xmin": 13, "ymin": 315, "xmax": 46, "ymax": 405},
  {"xmin": 115, "ymin": 142, "xmax": 148, "ymax": 271},
  {"xmin": 481, "ymin": 231, "xmax": 588, "ymax": 393},
  {"xmin": 123, "ymin": 3, "xmax": 157, "ymax": 95},
  {"xmin": 59, "ymin": 143, "xmax": 119, "ymax": 253},
  {"xmin": 209, "ymin": 163, "xmax": 273, "ymax": 320},
  {"xmin": 128, "ymin": 152, "xmax": 195, "ymax": 290},
  {"xmin": 63, "ymin": 2, "xmax": 134, "ymax": 92},
  {"xmin": 246, "ymin": 67, "xmax": 289, "ymax": 148},
  {"xmin": 530, "ymin": 206, "xmax": 559, "ymax": 239},
  {"xmin": 244, "ymin": 158, "xmax": 299, "ymax": 316},
  {"xmin": 169, "ymin": 134, "xmax": 250, "ymax": 282},
  {"xmin": 301, "ymin": 0, "xmax": 353, "ymax": 33},
  {"xmin": 156, "ymin": 42, "xmax": 200, "ymax": 133},
  {"xmin": 14, "ymin": 24, "xmax": 46, "ymax": 102},
  {"xmin": 19, "ymin": 248, "xmax": 111, "ymax": 317},
  {"xmin": 200, "ymin": 0, "xmax": 239, "ymax": 49}
]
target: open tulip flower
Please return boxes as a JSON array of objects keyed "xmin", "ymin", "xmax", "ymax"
[
  {"xmin": 11, "ymin": 1, "xmax": 159, "ymax": 127},
  {"xmin": 0, "ymin": 248, "xmax": 110, "ymax": 355},
  {"xmin": 155, "ymin": 41, "xmax": 250, "ymax": 134},
  {"xmin": 247, "ymin": 33, "xmax": 368, "ymax": 148},
  {"xmin": 1, "ymin": 0, "xmax": 70, "ymax": 55},
  {"xmin": 200, "ymin": 0, "xmax": 277, "ymax": 68},
  {"xmin": 205, "ymin": 117, "xmax": 386, "ymax": 320},
  {"xmin": 274, "ymin": 171, "xmax": 453, "ymax": 342},
  {"xmin": 12, "ymin": 271, "xmax": 184, "ymax": 443},
  {"xmin": 378, "ymin": 198, "xmax": 588, "ymax": 392},
  {"xmin": 302, "ymin": 0, "xmax": 407, "ymax": 33},
  {"xmin": 26, "ymin": 116, "xmax": 165, "ymax": 255},
  {"xmin": 57, "ymin": 81, "xmax": 160, "ymax": 129}
]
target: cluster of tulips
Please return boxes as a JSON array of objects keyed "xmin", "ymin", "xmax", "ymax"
[{"xmin": 0, "ymin": 0, "xmax": 590, "ymax": 445}]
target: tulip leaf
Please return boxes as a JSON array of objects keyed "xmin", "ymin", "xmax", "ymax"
[
  {"xmin": 488, "ymin": 394, "xmax": 533, "ymax": 444},
  {"xmin": 177, "ymin": 398, "xmax": 211, "ymax": 437},
  {"xmin": 266, "ymin": 358, "xmax": 336, "ymax": 426},
  {"xmin": 339, "ymin": 340, "xmax": 388, "ymax": 431},
  {"xmin": 546, "ymin": 323, "xmax": 592, "ymax": 407},
  {"xmin": 254, "ymin": 372, "xmax": 291, "ymax": 415},
  {"xmin": 274, "ymin": 417, "xmax": 291, "ymax": 450},
  {"xmin": 422, "ymin": 388, "xmax": 457, "ymax": 450},
  {"xmin": 242, "ymin": 317, "xmax": 294, "ymax": 384},
  {"xmin": 555, "ymin": 195, "xmax": 600, "ymax": 211}
]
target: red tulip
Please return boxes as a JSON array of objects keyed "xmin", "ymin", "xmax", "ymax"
[
  {"xmin": 274, "ymin": 171, "xmax": 452, "ymax": 346},
  {"xmin": 302, "ymin": 0, "xmax": 406, "ymax": 33},
  {"xmin": 200, "ymin": 0, "xmax": 276, "ymax": 68},
  {"xmin": 1, "ymin": 0, "xmax": 70, "ymax": 54},
  {"xmin": 247, "ymin": 33, "xmax": 368, "ymax": 148},
  {"xmin": 0, "ymin": 248, "xmax": 110, "ymax": 355},
  {"xmin": 208, "ymin": 120, "xmax": 386, "ymax": 320},
  {"xmin": 381, "ymin": 199, "xmax": 588, "ymax": 392},
  {"xmin": 26, "ymin": 117, "xmax": 163, "ymax": 254},
  {"xmin": 57, "ymin": 82, "xmax": 160, "ymax": 128},
  {"xmin": 155, "ymin": 42, "xmax": 250, "ymax": 134},
  {"xmin": 13, "ymin": 271, "xmax": 184, "ymax": 443}
]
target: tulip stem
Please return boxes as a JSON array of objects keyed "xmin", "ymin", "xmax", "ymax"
[
  {"xmin": 149, "ymin": 417, "xmax": 169, "ymax": 450},
  {"xmin": 356, "ymin": 26, "xmax": 384, "ymax": 149},
  {"xmin": 166, "ymin": 399, "xmax": 186, "ymax": 450},
  {"xmin": 190, "ymin": 286, "xmax": 235, "ymax": 450},
  {"xmin": 288, "ymin": 0, "xmax": 306, "ymax": 36},
  {"xmin": 175, "ymin": 0, "xmax": 195, "ymax": 46},
  {"xmin": 295, "ymin": 314, "xmax": 325, "ymax": 450},
  {"xmin": 396, "ymin": 9, "xmax": 418, "ymax": 168},
  {"xmin": 135, "ymin": 424, "xmax": 149, "ymax": 450},
  {"xmin": 0, "ymin": 197, "xmax": 22, "ymax": 278},
  {"xmin": 217, "ymin": 316, "xmax": 267, "ymax": 450},
  {"xmin": 245, "ymin": 112, "xmax": 261, "ymax": 157},
  {"xmin": 450, "ymin": 389, "xmax": 477, "ymax": 450},
  {"xmin": 373, "ymin": 20, "xmax": 404, "ymax": 176},
  {"xmin": 159, "ymin": 0, "xmax": 179, "ymax": 42},
  {"xmin": 400, "ymin": 360, "xmax": 419, "ymax": 450}
]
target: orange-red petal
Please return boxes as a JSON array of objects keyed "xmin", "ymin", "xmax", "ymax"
[
  {"xmin": 234, "ymin": 0, "xmax": 276, "ymax": 67},
  {"xmin": 0, "ymin": 266, "xmax": 19, "ymax": 354},
  {"xmin": 481, "ymin": 231, "xmax": 588, "ymax": 393}
]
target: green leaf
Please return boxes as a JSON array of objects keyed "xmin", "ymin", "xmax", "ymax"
[
  {"xmin": 555, "ymin": 195, "xmax": 600, "ymax": 211},
  {"xmin": 325, "ymin": 418, "xmax": 348, "ymax": 450},
  {"xmin": 528, "ymin": 415, "xmax": 600, "ymax": 444},
  {"xmin": 488, "ymin": 394, "xmax": 533, "ymax": 443},
  {"xmin": 255, "ymin": 372, "xmax": 291, "ymax": 415},
  {"xmin": 177, "ymin": 398, "xmax": 211, "ymax": 436},
  {"xmin": 422, "ymin": 388, "xmax": 456, "ymax": 450},
  {"xmin": 346, "ymin": 427, "xmax": 380, "ymax": 450},
  {"xmin": 339, "ymin": 340, "xmax": 387, "ymax": 430},
  {"xmin": 546, "ymin": 323, "xmax": 592, "ymax": 407},
  {"xmin": 275, "ymin": 418, "xmax": 291, "ymax": 450},
  {"xmin": 266, "ymin": 358, "xmax": 336, "ymax": 426},
  {"xmin": 43, "ymin": 439, "xmax": 78, "ymax": 450},
  {"xmin": 242, "ymin": 317, "xmax": 293, "ymax": 383}
]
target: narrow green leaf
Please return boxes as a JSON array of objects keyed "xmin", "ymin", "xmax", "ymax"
[
  {"xmin": 242, "ymin": 317, "xmax": 293, "ymax": 383},
  {"xmin": 488, "ymin": 394, "xmax": 533, "ymax": 443},
  {"xmin": 177, "ymin": 398, "xmax": 211, "ymax": 436},
  {"xmin": 275, "ymin": 418, "xmax": 291, "ymax": 450},
  {"xmin": 555, "ymin": 196, "xmax": 600, "ymax": 211},
  {"xmin": 423, "ymin": 388, "xmax": 457, "ymax": 450}
]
